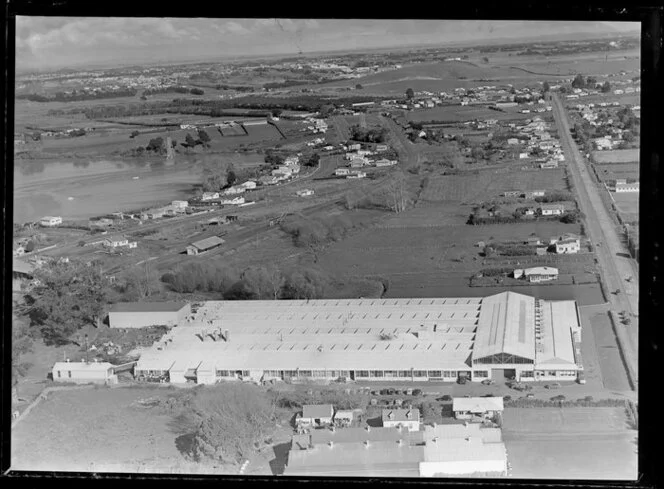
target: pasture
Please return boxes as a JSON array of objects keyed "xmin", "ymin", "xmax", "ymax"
[
  {"xmin": 408, "ymin": 106, "xmax": 534, "ymax": 123},
  {"xmin": 612, "ymin": 192, "xmax": 639, "ymax": 224},
  {"xmin": 592, "ymin": 149, "xmax": 639, "ymax": 164},
  {"xmin": 594, "ymin": 163, "xmax": 640, "ymax": 183},
  {"xmin": 502, "ymin": 407, "xmax": 637, "ymax": 480}
]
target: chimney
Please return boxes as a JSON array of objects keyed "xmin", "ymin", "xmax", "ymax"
[
  {"xmin": 328, "ymin": 441, "xmax": 334, "ymax": 448},
  {"xmin": 365, "ymin": 426, "xmax": 371, "ymax": 432},
  {"xmin": 465, "ymin": 437, "xmax": 471, "ymax": 442},
  {"xmin": 388, "ymin": 411, "xmax": 394, "ymax": 420},
  {"xmin": 406, "ymin": 410, "xmax": 412, "ymax": 419},
  {"xmin": 364, "ymin": 440, "xmax": 370, "ymax": 448},
  {"xmin": 330, "ymin": 425, "xmax": 336, "ymax": 432},
  {"xmin": 201, "ymin": 330, "xmax": 206, "ymax": 342},
  {"xmin": 397, "ymin": 439, "xmax": 403, "ymax": 446},
  {"xmin": 66, "ymin": 358, "xmax": 70, "ymax": 363},
  {"xmin": 225, "ymin": 329, "xmax": 230, "ymax": 342},
  {"xmin": 432, "ymin": 437, "xmax": 438, "ymax": 444}
]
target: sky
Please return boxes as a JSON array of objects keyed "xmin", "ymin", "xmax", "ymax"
[{"xmin": 15, "ymin": 18, "xmax": 641, "ymax": 71}]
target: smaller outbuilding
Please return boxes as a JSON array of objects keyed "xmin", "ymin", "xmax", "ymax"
[
  {"xmin": 299, "ymin": 404, "xmax": 335, "ymax": 428},
  {"xmin": 296, "ymin": 189, "xmax": 314, "ymax": 197},
  {"xmin": 513, "ymin": 266, "xmax": 559, "ymax": 283},
  {"xmin": 539, "ymin": 203, "xmax": 565, "ymax": 216},
  {"xmin": 187, "ymin": 236, "xmax": 225, "ymax": 255},
  {"xmin": 52, "ymin": 360, "xmax": 118, "ymax": 385},
  {"xmin": 40, "ymin": 216, "xmax": 62, "ymax": 227},
  {"xmin": 550, "ymin": 233, "xmax": 580, "ymax": 254},
  {"xmin": 452, "ymin": 397, "xmax": 504, "ymax": 421}
]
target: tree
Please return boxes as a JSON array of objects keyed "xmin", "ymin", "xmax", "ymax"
[
  {"xmin": 471, "ymin": 146, "xmax": 486, "ymax": 161},
  {"xmin": 198, "ymin": 129, "xmax": 211, "ymax": 146},
  {"xmin": 12, "ymin": 317, "xmax": 34, "ymax": 394},
  {"xmin": 304, "ymin": 153, "xmax": 320, "ymax": 167},
  {"xmin": 24, "ymin": 240, "xmax": 35, "ymax": 253},
  {"xmin": 146, "ymin": 137, "xmax": 164, "ymax": 153},
  {"xmin": 571, "ymin": 74, "xmax": 586, "ymax": 89},
  {"xmin": 601, "ymin": 81, "xmax": 611, "ymax": 93},
  {"xmin": 185, "ymin": 133, "xmax": 197, "ymax": 148},
  {"xmin": 622, "ymin": 131, "xmax": 635, "ymax": 143},
  {"xmin": 185, "ymin": 383, "xmax": 276, "ymax": 464},
  {"xmin": 542, "ymin": 81, "xmax": 550, "ymax": 92},
  {"xmin": 586, "ymin": 76, "xmax": 597, "ymax": 87},
  {"xmin": 405, "ymin": 88, "xmax": 414, "ymax": 99},
  {"xmin": 355, "ymin": 84, "xmax": 363, "ymax": 90},
  {"xmin": 482, "ymin": 57, "xmax": 489, "ymax": 63},
  {"xmin": 27, "ymin": 260, "xmax": 109, "ymax": 345},
  {"xmin": 190, "ymin": 88, "xmax": 205, "ymax": 95},
  {"xmin": 226, "ymin": 165, "xmax": 238, "ymax": 186},
  {"xmin": 130, "ymin": 130, "xmax": 140, "ymax": 138},
  {"xmin": 271, "ymin": 109, "xmax": 283, "ymax": 117}
]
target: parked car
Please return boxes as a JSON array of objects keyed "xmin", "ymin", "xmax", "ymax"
[
  {"xmin": 503, "ymin": 395, "xmax": 512, "ymax": 402},
  {"xmin": 412, "ymin": 389, "xmax": 422, "ymax": 396},
  {"xmin": 380, "ymin": 389, "xmax": 389, "ymax": 395},
  {"xmin": 577, "ymin": 372, "xmax": 586, "ymax": 384},
  {"xmin": 481, "ymin": 379, "xmax": 495, "ymax": 385},
  {"xmin": 386, "ymin": 388, "xmax": 395, "ymax": 395},
  {"xmin": 405, "ymin": 388, "xmax": 413, "ymax": 396},
  {"xmin": 457, "ymin": 376, "xmax": 467, "ymax": 385},
  {"xmin": 545, "ymin": 382, "xmax": 561, "ymax": 389},
  {"xmin": 526, "ymin": 393, "xmax": 535, "ymax": 399},
  {"xmin": 438, "ymin": 394, "xmax": 453, "ymax": 402}
]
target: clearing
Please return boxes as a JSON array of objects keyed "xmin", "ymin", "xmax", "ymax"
[{"xmin": 592, "ymin": 149, "xmax": 639, "ymax": 164}]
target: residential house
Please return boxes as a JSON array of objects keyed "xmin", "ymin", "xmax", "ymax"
[
  {"xmin": 186, "ymin": 236, "xmax": 225, "ymax": 255},
  {"xmin": 375, "ymin": 144, "xmax": 389, "ymax": 152},
  {"xmin": 375, "ymin": 159, "xmax": 397, "ymax": 167},
  {"xmin": 219, "ymin": 197, "xmax": 246, "ymax": 205},
  {"xmin": 507, "ymin": 138, "xmax": 519, "ymax": 145},
  {"xmin": 539, "ymin": 160, "xmax": 559, "ymax": 169},
  {"xmin": 519, "ymin": 153, "xmax": 529, "ymax": 159},
  {"xmin": 13, "ymin": 257, "xmax": 35, "ymax": 292},
  {"xmin": 40, "ymin": 216, "xmax": 62, "ymax": 227},
  {"xmin": 350, "ymin": 157, "xmax": 367, "ymax": 168},
  {"xmin": 103, "ymin": 237, "xmax": 129, "ymax": 248},
  {"xmin": 240, "ymin": 181, "xmax": 257, "ymax": 190},
  {"xmin": 348, "ymin": 143, "xmax": 361, "ymax": 151},
  {"xmin": 513, "ymin": 266, "xmax": 559, "ymax": 283},
  {"xmin": 550, "ymin": 233, "xmax": 581, "ymax": 254},
  {"xmin": 540, "ymin": 204, "xmax": 565, "ymax": 216},
  {"xmin": 223, "ymin": 186, "xmax": 246, "ymax": 195},
  {"xmin": 452, "ymin": 397, "xmax": 504, "ymax": 421},
  {"xmin": 259, "ymin": 175, "xmax": 279, "ymax": 186},
  {"xmin": 171, "ymin": 200, "xmax": 189, "ymax": 210},
  {"xmin": 335, "ymin": 168, "xmax": 351, "ymax": 176},
  {"xmin": 298, "ymin": 404, "xmax": 334, "ymax": 428},
  {"xmin": 52, "ymin": 360, "xmax": 118, "ymax": 385},
  {"xmin": 382, "ymin": 408, "xmax": 421, "ymax": 431},
  {"xmin": 524, "ymin": 190, "xmax": 545, "ymax": 199},
  {"xmin": 503, "ymin": 190, "xmax": 521, "ymax": 198},
  {"xmin": 201, "ymin": 192, "xmax": 220, "ymax": 201},
  {"xmin": 347, "ymin": 171, "xmax": 367, "ymax": 179},
  {"xmin": 333, "ymin": 410, "xmax": 355, "ymax": 427},
  {"xmin": 296, "ymin": 189, "xmax": 314, "ymax": 197}
]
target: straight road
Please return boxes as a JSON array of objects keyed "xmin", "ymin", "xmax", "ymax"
[{"xmin": 551, "ymin": 93, "xmax": 638, "ymax": 386}]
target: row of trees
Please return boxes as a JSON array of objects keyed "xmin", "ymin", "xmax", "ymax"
[
  {"xmin": 161, "ymin": 262, "xmax": 329, "ymax": 300},
  {"xmin": 17, "ymin": 88, "xmax": 138, "ymax": 103}
]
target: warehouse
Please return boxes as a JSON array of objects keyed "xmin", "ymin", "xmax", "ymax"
[
  {"xmin": 108, "ymin": 301, "xmax": 191, "ymax": 329},
  {"xmin": 285, "ymin": 422, "xmax": 506, "ymax": 477},
  {"xmin": 134, "ymin": 292, "xmax": 584, "ymax": 384}
]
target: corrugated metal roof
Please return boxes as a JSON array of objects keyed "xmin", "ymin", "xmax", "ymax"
[
  {"xmin": 382, "ymin": 408, "xmax": 421, "ymax": 423},
  {"xmin": 422, "ymin": 437, "xmax": 507, "ymax": 463},
  {"xmin": 302, "ymin": 404, "xmax": 334, "ymax": 419},
  {"xmin": 109, "ymin": 301, "xmax": 188, "ymax": 313},
  {"xmin": 473, "ymin": 292, "xmax": 535, "ymax": 361},
  {"xmin": 535, "ymin": 301, "xmax": 578, "ymax": 367},
  {"xmin": 189, "ymin": 236, "xmax": 225, "ymax": 251},
  {"xmin": 53, "ymin": 361, "xmax": 113, "ymax": 371},
  {"xmin": 452, "ymin": 397, "xmax": 504, "ymax": 413}
]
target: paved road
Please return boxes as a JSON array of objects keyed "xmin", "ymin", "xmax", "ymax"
[{"xmin": 551, "ymin": 93, "xmax": 638, "ymax": 385}]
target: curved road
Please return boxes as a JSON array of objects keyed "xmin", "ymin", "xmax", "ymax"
[{"xmin": 551, "ymin": 93, "xmax": 638, "ymax": 386}]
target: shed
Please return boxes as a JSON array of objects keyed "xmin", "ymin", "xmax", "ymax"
[
  {"xmin": 187, "ymin": 236, "xmax": 225, "ymax": 255},
  {"xmin": 52, "ymin": 360, "xmax": 117, "ymax": 385},
  {"xmin": 452, "ymin": 397, "xmax": 504, "ymax": 420},
  {"xmin": 299, "ymin": 404, "xmax": 334, "ymax": 426}
]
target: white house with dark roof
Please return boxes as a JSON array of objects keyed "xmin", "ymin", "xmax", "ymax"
[
  {"xmin": 452, "ymin": 397, "xmax": 504, "ymax": 421},
  {"xmin": 299, "ymin": 404, "xmax": 334, "ymax": 427}
]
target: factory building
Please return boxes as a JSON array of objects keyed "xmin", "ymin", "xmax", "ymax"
[
  {"xmin": 133, "ymin": 292, "xmax": 584, "ymax": 384},
  {"xmin": 108, "ymin": 301, "xmax": 191, "ymax": 329}
]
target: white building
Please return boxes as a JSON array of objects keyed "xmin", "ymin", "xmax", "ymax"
[
  {"xmin": 514, "ymin": 267, "xmax": 559, "ymax": 283},
  {"xmin": 550, "ymin": 234, "xmax": 581, "ymax": 254},
  {"xmin": 299, "ymin": 404, "xmax": 334, "ymax": 427},
  {"xmin": 296, "ymin": 189, "xmax": 314, "ymax": 197},
  {"xmin": 382, "ymin": 408, "xmax": 421, "ymax": 431},
  {"xmin": 615, "ymin": 182, "xmax": 639, "ymax": 193},
  {"xmin": 540, "ymin": 204, "xmax": 565, "ymax": 216},
  {"xmin": 335, "ymin": 168, "xmax": 350, "ymax": 176},
  {"xmin": 171, "ymin": 200, "xmax": 189, "ymax": 209},
  {"xmin": 103, "ymin": 237, "xmax": 129, "ymax": 248},
  {"xmin": 52, "ymin": 360, "xmax": 117, "ymax": 385},
  {"xmin": 201, "ymin": 192, "xmax": 220, "ymax": 201},
  {"xmin": 40, "ymin": 216, "xmax": 62, "ymax": 227},
  {"xmin": 108, "ymin": 301, "xmax": 191, "ymax": 328},
  {"xmin": 453, "ymin": 397, "xmax": 504, "ymax": 421}
]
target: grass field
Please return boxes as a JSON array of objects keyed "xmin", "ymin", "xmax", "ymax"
[
  {"xmin": 420, "ymin": 167, "xmax": 567, "ymax": 203},
  {"xmin": 612, "ymin": 192, "xmax": 639, "ymax": 223},
  {"xmin": 11, "ymin": 387, "xmax": 186, "ymax": 472},
  {"xmin": 592, "ymin": 149, "xmax": 639, "ymax": 164},
  {"xmin": 594, "ymin": 163, "xmax": 640, "ymax": 183},
  {"xmin": 502, "ymin": 407, "xmax": 637, "ymax": 480},
  {"xmin": 408, "ymin": 106, "xmax": 535, "ymax": 123}
]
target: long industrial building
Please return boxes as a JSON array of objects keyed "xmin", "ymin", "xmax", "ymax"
[{"xmin": 134, "ymin": 291, "xmax": 584, "ymax": 384}]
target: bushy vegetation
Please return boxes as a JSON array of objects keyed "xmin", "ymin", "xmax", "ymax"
[
  {"xmin": 349, "ymin": 124, "xmax": 389, "ymax": 143},
  {"xmin": 157, "ymin": 383, "xmax": 277, "ymax": 465},
  {"xmin": 18, "ymin": 88, "xmax": 137, "ymax": 102},
  {"xmin": 269, "ymin": 387, "xmax": 368, "ymax": 411},
  {"xmin": 534, "ymin": 190, "xmax": 573, "ymax": 203},
  {"xmin": 280, "ymin": 213, "xmax": 358, "ymax": 260}
]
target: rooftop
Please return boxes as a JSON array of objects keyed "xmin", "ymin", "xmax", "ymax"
[
  {"xmin": 189, "ymin": 236, "xmax": 225, "ymax": 251},
  {"xmin": 452, "ymin": 397, "xmax": 504, "ymax": 413},
  {"xmin": 302, "ymin": 404, "xmax": 334, "ymax": 419},
  {"xmin": 536, "ymin": 301, "xmax": 579, "ymax": 369},
  {"xmin": 13, "ymin": 258, "xmax": 35, "ymax": 275},
  {"xmin": 53, "ymin": 361, "xmax": 114, "ymax": 371},
  {"xmin": 108, "ymin": 301, "xmax": 188, "ymax": 313},
  {"xmin": 382, "ymin": 408, "xmax": 421, "ymax": 423}
]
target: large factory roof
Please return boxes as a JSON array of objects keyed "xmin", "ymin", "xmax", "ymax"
[
  {"xmin": 535, "ymin": 300, "xmax": 579, "ymax": 369},
  {"xmin": 473, "ymin": 292, "xmax": 536, "ymax": 362}
]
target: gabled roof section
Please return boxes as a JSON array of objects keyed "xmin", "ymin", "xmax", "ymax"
[{"xmin": 473, "ymin": 292, "xmax": 535, "ymax": 361}]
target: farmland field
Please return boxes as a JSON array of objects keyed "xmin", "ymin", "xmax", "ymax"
[
  {"xmin": 408, "ymin": 106, "xmax": 537, "ymax": 123},
  {"xmin": 420, "ymin": 168, "xmax": 567, "ymax": 203},
  {"xmin": 612, "ymin": 192, "xmax": 639, "ymax": 224},
  {"xmin": 594, "ymin": 163, "xmax": 640, "ymax": 183},
  {"xmin": 592, "ymin": 149, "xmax": 639, "ymax": 164},
  {"xmin": 502, "ymin": 407, "xmax": 637, "ymax": 480},
  {"xmin": 11, "ymin": 387, "xmax": 189, "ymax": 473}
]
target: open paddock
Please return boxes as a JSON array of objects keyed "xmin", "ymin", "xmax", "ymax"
[
  {"xmin": 592, "ymin": 149, "xmax": 639, "ymax": 164},
  {"xmin": 407, "ymin": 106, "xmax": 533, "ymax": 123},
  {"xmin": 594, "ymin": 163, "xmax": 640, "ymax": 183},
  {"xmin": 502, "ymin": 407, "xmax": 637, "ymax": 480},
  {"xmin": 612, "ymin": 192, "xmax": 639, "ymax": 223}
]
